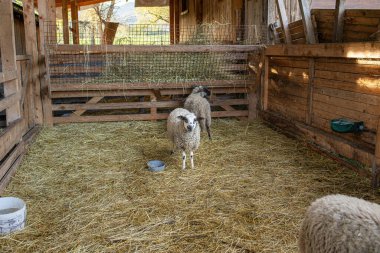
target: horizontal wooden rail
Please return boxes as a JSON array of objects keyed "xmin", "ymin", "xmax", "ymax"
[
  {"xmin": 265, "ymin": 42, "xmax": 380, "ymax": 58},
  {"xmin": 16, "ymin": 55, "xmax": 31, "ymax": 61},
  {"xmin": 52, "ymin": 98, "xmax": 248, "ymax": 111},
  {"xmin": 48, "ymin": 44, "xmax": 264, "ymax": 54},
  {"xmin": 53, "ymin": 110, "xmax": 248, "ymax": 124},
  {"xmin": 0, "ymin": 92, "xmax": 21, "ymax": 112},
  {"xmin": 0, "ymin": 118, "xmax": 28, "ymax": 162},
  {"xmin": 0, "ymin": 70, "xmax": 18, "ymax": 83},
  {"xmin": 51, "ymin": 87, "xmax": 249, "ymax": 98},
  {"xmin": 50, "ymin": 80, "xmax": 252, "ymax": 91}
]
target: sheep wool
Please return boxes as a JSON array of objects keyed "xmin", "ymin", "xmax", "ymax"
[
  {"xmin": 167, "ymin": 108, "xmax": 201, "ymax": 169},
  {"xmin": 299, "ymin": 194, "xmax": 380, "ymax": 253},
  {"xmin": 184, "ymin": 86, "xmax": 212, "ymax": 140}
]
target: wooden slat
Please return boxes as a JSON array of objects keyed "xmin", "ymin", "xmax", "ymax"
[
  {"xmin": 265, "ymin": 42, "xmax": 380, "ymax": 58},
  {"xmin": 50, "ymin": 80, "xmax": 251, "ymax": 91},
  {"xmin": 0, "ymin": 70, "xmax": 18, "ymax": 83},
  {"xmin": 50, "ymin": 87, "xmax": 249, "ymax": 98},
  {"xmin": 298, "ymin": 0, "xmax": 316, "ymax": 43},
  {"xmin": 0, "ymin": 93, "xmax": 21, "ymax": 113},
  {"xmin": 333, "ymin": 0, "xmax": 346, "ymax": 42},
  {"xmin": 52, "ymin": 99, "xmax": 248, "ymax": 111},
  {"xmin": 0, "ymin": 119, "xmax": 27, "ymax": 162},
  {"xmin": 275, "ymin": 0, "xmax": 292, "ymax": 44},
  {"xmin": 73, "ymin": 96, "xmax": 103, "ymax": 116},
  {"xmin": 314, "ymin": 86, "xmax": 380, "ymax": 106},
  {"xmin": 49, "ymin": 44, "xmax": 264, "ymax": 54},
  {"xmin": 53, "ymin": 110, "xmax": 248, "ymax": 124},
  {"xmin": 262, "ymin": 56, "xmax": 269, "ymax": 110}
]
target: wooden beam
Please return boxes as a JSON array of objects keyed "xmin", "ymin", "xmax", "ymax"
[
  {"xmin": 50, "ymin": 80, "xmax": 250, "ymax": 92},
  {"xmin": 0, "ymin": 119, "xmax": 27, "ymax": 162},
  {"xmin": 262, "ymin": 56, "xmax": 269, "ymax": 110},
  {"xmin": 373, "ymin": 117, "xmax": 380, "ymax": 188},
  {"xmin": 174, "ymin": 0, "xmax": 179, "ymax": 43},
  {"xmin": 23, "ymin": 0, "xmax": 42, "ymax": 125},
  {"xmin": 49, "ymin": 44, "xmax": 264, "ymax": 53},
  {"xmin": 62, "ymin": 0, "xmax": 70, "ymax": 44},
  {"xmin": 275, "ymin": 0, "xmax": 292, "ymax": 44},
  {"xmin": 47, "ymin": 0, "xmax": 57, "ymax": 44},
  {"xmin": 53, "ymin": 110, "xmax": 248, "ymax": 124},
  {"xmin": 52, "ymin": 99, "xmax": 248, "ymax": 111},
  {"xmin": 0, "ymin": 0, "xmax": 22, "ymax": 124},
  {"xmin": 70, "ymin": 0, "xmax": 79, "ymax": 44},
  {"xmin": 267, "ymin": 0, "xmax": 276, "ymax": 44},
  {"xmin": 297, "ymin": 0, "xmax": 316, "ymax": 44},
  {"xmin": 0, "ymin": 93, "xmax": 21, "ymax": 113},
  {"xmin": 306, "ymin": 58, "xmax": 314, "ymax": 125},
  {"xmin": 265, "ymin": 42, "xmax": 380, "ymax": 58},
  {"xmin": 333, "ymin": 0, "xmax": 346, "ymax": 43},
  {"xmin": 0, "ymin": 70, "xmax": 18, "ymax": 84},
  {"xmin": 73, "ymin": 96, "xmax": 103, "ymax": 116},
  {"xmin": 169, "ymin": 0, "xmax": 174, "ymax": 44}
]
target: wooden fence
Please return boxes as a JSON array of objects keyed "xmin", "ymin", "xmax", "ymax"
[
  {"xmin": 46, "ymin": 44, "xmax": 263, "ymax": 124},
  {"xmin": 260, "ymin": 42, "xmax": 380, "ymax": 187}
]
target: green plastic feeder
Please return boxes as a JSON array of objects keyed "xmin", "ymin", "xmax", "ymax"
[{"xmin": 330, "ymin": 119, "xmax": 364, "ymax": 133}]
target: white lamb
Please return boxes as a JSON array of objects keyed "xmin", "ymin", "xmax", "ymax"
[
  {"xmin": 167, "ymin": 108, "xmax": 202, "ymax": 170},
  {"xmin": 299, "ymin": 194, "xmax": 380, "ymax": 253},
  {"xmin": 184, "ymin": 86, "xmax": 212, "ymax": 140}
]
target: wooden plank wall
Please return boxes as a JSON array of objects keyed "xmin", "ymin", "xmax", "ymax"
[
  {"xmin": 274, "ymin": 9, "xmax": 380, "ymax": 44},
  {"xmin": 312, "ymin": 9, "xmax": 380, "ymax": 42},
  {"xmin": 263, "ymin": 42, "xmax": 380, "ymax": 184}
]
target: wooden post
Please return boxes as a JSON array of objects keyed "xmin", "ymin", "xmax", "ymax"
[
  {"xmin": 262, "ymin": 56, "xmax": 269, "ymax": 110},
  {"xmin": 333, "ymin": 0, "xmax": 345, "ymax": 42},
  {"xmin": 70, "ymin": 0, "xmax": 79, "ymax": 44},
  {"xmin": 23, "ymin": 0, "xmax": 43, "ymax": 125},
  {"xmin": 306, "ymin": 58, "xmax": 314, "ymax": 125},
  {"xmin": 373, "ymin": 117, "xmax": 380, "ymax": 188},
  {"xmin": 38, "ymin": 0, "xmax": 53, "ymax": 126},
  {"xmin": 297, "ymin": 0, "xmax": 316, "ymax": 44},
  {"xmin": 62, "ymin": 0, "xmax": 70, "ymax": 44},
  {"xmin": 174, "ymin": 0, "xmax": 179, "ymax": 43},
  {"xmin": 0, "ymin": 0, "xmax": 22, "ymax": 124},
  {"xmin": 170, "ymin": 0, "xmax": 174, "ymax": 44},
  {"xmin": 275, "ymin": 0, "xmax": 292, "ymax": 44},
  {"xmin": 47, "ymin": 0, "xmax": 57, "ymax": 44},
  {"xmin": 267, "ymin": 0, "xmax": 276, "ymax": 44}
]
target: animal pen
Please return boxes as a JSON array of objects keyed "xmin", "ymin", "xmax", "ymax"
[{"xmin": 1, "ymin": 0, "xmax": 380, "ymax": 252}]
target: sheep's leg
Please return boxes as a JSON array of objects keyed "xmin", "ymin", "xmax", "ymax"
[
  {"xmin": 190, "ymin": 151, "xmax": 194, "ymax": 169},
  {"xmin": 206, "ymin": 125, "xmax": 212, "ymax": 140},
  {"xmin": 170, "ymin": 143, "xmax": 176, "ymax": 155},
  {"xmin": 182, "ymin": 151, "xmax": 186, "ymax": 170}
]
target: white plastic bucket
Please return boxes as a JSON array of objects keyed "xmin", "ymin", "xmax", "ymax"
[{"xmin": 0, "ymin": 197, "xmax": 26, "ymax": 235}]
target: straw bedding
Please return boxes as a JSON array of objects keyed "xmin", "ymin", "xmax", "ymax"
[{"xmin": 1, "ymin": 119, "xmax": 379, "ymax": 253}]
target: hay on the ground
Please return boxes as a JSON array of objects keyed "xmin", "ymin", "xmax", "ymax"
[{"xmin": 1, "ymin": 119, "xmax": 379, "ymax": 253}]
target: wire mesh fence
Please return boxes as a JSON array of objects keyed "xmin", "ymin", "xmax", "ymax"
[
  {"xmin": 45, "ymin": 21, "xmax": 268, "ymax": 46},
  {"xmin": 48, "ymin": 50, "xmax": 252, "ymax": 85}
]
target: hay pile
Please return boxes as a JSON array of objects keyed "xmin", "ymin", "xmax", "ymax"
[{"xmin": 1, "ymin": 120, "xmax": 379, "ymax": 253}]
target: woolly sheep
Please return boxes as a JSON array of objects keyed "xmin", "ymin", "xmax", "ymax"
[
  {"xmin": 299, "ymin": 194, "xmax": 380, "ymax": 253},
  {"xmin": 167, "ymin": 108, "xmax": 202, "ymax": 170},
  {"xmin": 184, "ymin": 86, "xmax": 212, "ymax": 140}
]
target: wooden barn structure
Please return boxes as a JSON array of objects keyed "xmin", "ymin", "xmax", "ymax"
[{"xmin": 1, "ymin": 0, "xmax": 380, "ymax": 191}]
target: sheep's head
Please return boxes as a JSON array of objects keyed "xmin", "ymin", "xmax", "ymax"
[
  {"xmin": 178, "ymin": 113, "xmax": 203, "ymax": 132},
  {"xmin": 191, "ymin": 86, "xmax": 211, "ymax": 98}
]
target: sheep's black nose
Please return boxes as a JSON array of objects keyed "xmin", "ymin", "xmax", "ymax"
[{"xmin": 187, "ymin": 125, "xmax": 193, "ymax": 131}]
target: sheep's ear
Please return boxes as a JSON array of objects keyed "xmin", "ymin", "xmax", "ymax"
[
  {"xmin": 177, "ymin": 115, "xmax": 188, "ymax": 122},
  {"xmin": 197, "ymin": 117, "xmax": 205, "ymax": 121}
]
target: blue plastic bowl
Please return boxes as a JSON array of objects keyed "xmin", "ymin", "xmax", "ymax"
[{"xmin": 147, "ymin": 160, "xmax": 166, "ymax": 172}]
